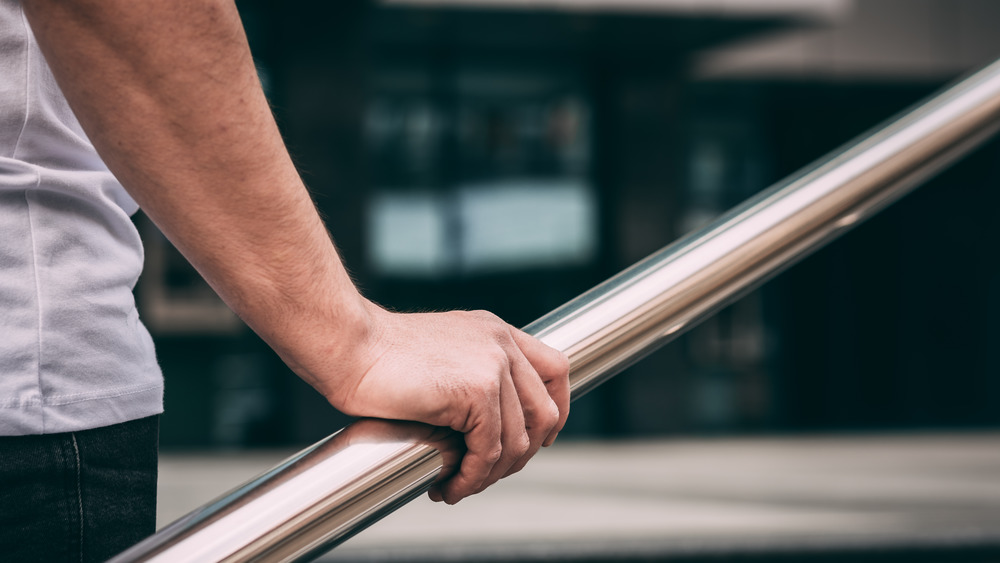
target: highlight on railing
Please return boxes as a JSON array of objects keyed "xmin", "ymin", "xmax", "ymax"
[{"xmin": 110, "ymin": 56, "xmax": 1000, "ymax": 563}]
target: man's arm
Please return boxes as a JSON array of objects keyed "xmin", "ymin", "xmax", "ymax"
[{"xmin": 22, "ymin": 0, "xmax": 569, "ymax": 504}]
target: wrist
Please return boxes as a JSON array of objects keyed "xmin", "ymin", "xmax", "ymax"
[{"xmin": 252, "ymin": 282, "xmax": 380, "ymax": 406}]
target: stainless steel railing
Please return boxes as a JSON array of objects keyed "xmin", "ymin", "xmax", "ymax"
[{"xmin": 111, "ymin": 57, "xmax": 1000, "ymax": 562}]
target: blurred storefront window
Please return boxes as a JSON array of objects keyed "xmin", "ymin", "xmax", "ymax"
[{"xmin": 365, "ymin": 77, "xmax": 596, "ymax": 278}]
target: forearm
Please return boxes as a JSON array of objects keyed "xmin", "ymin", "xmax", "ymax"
[
  {"xmin": 23, "ymin": 0, "xmax": 370, "ymax": 393},
  {"xmin": 23, "ymin": 0, "xmax": 571, "ymax": 505}
]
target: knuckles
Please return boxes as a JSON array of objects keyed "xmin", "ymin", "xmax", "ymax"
[
  {"xmin": 483, "ymin": 445, "xmax": 504, "ymax": 465},
  {"xmin": 539, "ymin": 399, "xmax": 560, "ymax": 430},
  {"xmin": 468, "ymin": 309, "xmax": 500, "ymax": 322},
  {"xmin": 486, "ymin": 348, "xmax": 511, "ymax": 372},
  {"xmin": 552, "ymin": 351, "xmax": 571, "ymax": 378},
  {"xmin": 523, "ymin": 398, "xmax": 560, "ymax": 434},
  {"xmin": 512, "ymin": 431, "xmax": 531, "ymax": 458}
]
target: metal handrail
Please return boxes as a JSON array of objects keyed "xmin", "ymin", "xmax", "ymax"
[{"xmin": 111, "ymin": 57, "xmax": 1000, "ymax": 562}]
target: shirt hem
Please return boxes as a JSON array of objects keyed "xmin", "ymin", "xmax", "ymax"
[{"xmin": 0, "ymin": 383, "xmax": 164, "ymax": 436}]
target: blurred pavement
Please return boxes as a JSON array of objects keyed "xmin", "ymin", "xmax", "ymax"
[{"xmin": 158, "ymin": 432, "xmax": 1000, "ymax": 561}]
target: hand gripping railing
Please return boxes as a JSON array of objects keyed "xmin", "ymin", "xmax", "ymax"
[{"xmin": 111, "ymin": 57, "xmax": 1000, "ymax": 562}]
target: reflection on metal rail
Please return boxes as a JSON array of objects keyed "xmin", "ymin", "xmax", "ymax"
[{"xmin": 111, "ymin": 57, "xmax": 1000, "ymax": 562}]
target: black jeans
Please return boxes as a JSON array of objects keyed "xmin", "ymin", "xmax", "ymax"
[{"xmin": 0, "ymin": 415, "xmax": 159, "ymax": 563}]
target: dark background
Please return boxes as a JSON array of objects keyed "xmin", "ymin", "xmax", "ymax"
[{"xmin": 137, "ymin": 1, "xmax": 1000, "ymax": 448}]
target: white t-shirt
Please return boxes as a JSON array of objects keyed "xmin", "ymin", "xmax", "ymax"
[{"xmin": 0, "ymin": 2, "xmax": 163, "ymax": 434}]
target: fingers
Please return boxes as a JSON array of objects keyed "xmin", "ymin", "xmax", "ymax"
[
  {"xmin": 501, "ymin": 343, "xmax": 559, "ymax": 477},
  {"xmin": 439, "ymin": 366, "xmax": 529, "ymax": 504},
  {"xmin": 426, "ymin": 427, "xmax": 464, "ymax": 503},
  {"xmin": 509, "ymin": 326, "xmax": 571, "ymax": 380},
  {"xmin": 509, "ymin": 327, "xmax": 571, "ymax": 447},
  {"xmin": 438, "ymin": 381, "xmax": 503, "ymax": 504},
  {"xmin": 476, "ymin": 369, "xmax": 530, "ymax": 491},
  {"xmin": 437, "ymin": 327, "xmax": 568, "ymax": 504}
]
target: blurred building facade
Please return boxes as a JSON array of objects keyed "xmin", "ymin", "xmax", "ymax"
[{"xmin": 136, "ymin": 0, "xmax": 1000, "ymax": 447}]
